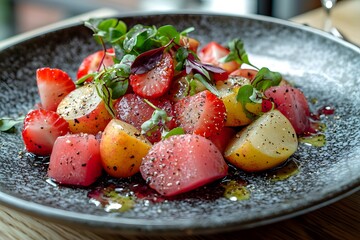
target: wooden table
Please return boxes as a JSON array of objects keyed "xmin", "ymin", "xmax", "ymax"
[
  {"xmin": 290, "ymin": 0, "xmax": 360, "ymax": 46},
  {"xmin": 1, "ymin": 2, "xmax": 359, "ymax": 239}
]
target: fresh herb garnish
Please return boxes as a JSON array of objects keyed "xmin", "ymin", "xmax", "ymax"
[
  {"xmin": 220, "ymin": 38, "xmax": 255, "ymax": 69},
  {"xmin": 141, "ymin": 99, "xmax": 184, "ymax": 139},
  {"xmin": 76, "ymin": 54, "xmax": 135, "ymax": 117},
  {"xmin": 130, "ymin": 39, "xmax": 174, "ymax": 75},
  {"xmin": 174, "ymin": 49, "xmax": 224, "ymax": 96},
  {"xmin": 0, "ymin": 116, "xmax": 24, "ymax": 133},
  {"xmin": 163, "ymin": 127, "xmax": 185, "ymax": 139},
  {"xmin": 219, "ymin": 38, "xmax": 282, "ymax": 118},
  {"xmin": 85, "ymin": 18, "xmax": 127, "ymax": 45},
  {"xmin": 192, "ymin": 73, "xmax": 220, "ymax": 96},
  {"xmin": 82, "ymin": 20, "xmax": 198, "ymax": 115},
  {"xmin": 130, "ymin": 46, "xmax": 165, "ymax": 74},
  {"xmin": 252, "ymin": 67, "xmax": 282, "ymax": 91},
  {"xmin": 83, "ymin": 19, "xmax": 281, "ymax": 122}
]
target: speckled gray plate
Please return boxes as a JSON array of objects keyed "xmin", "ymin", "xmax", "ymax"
[{"xmin": 0, "ymin": 13, "xmax": 359, "ymax": 235}]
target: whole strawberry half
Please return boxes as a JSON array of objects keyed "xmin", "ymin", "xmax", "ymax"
[
  {"xmin": 36, "ymin": 67, "xmax": 75, "ymax": 111},
  {"xmin": 129, "ymin": 52, "xmax": 174, "ymax": 99},
  {"xmin": 22, "ymin": 109, "xmax": 69, "ymax": 156},
  {"xmin": 76, "ymin": 48, "xmax": 115, "ymax": 82},
  {"xmin": 174, "ymin": 90, "xmax": 226, "ymax": 138}
]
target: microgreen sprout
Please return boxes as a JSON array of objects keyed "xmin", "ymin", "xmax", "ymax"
[
  {"xmin": 0, "ymin": 116, "xmax": 24, "ymax": 133},
  {"xmin": 141, "ymin": 99, "xmax": 184, "ymax": 139},
  {"xmin": 219, "ymin": 38, "xmax": 282, "ymax": 118}
]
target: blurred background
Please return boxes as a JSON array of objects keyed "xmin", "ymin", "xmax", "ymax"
[{"xmin": 0, "ymin": 0, "xmax": 324, "ymax": 41}]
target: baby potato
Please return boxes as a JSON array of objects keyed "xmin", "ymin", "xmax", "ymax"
[
  {"xmin": 224, "ymin": 109, "xmax": 298, "ymax": 172},
  {"xmin": 216, "ymin": 77, "xmax": 261, "ymax": 127},
  {"xmin": 57, "ymin": 84, "xmax": 112, "ymax": 134},
  {"xmin": 100, "ymin": 119, "xmax": 152, "ymax": 178}
]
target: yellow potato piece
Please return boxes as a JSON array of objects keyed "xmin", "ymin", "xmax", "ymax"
[
  {"xmin": 100, "ymin": 119, "xmax": 151, "ymax": 178},
  {"xmin": 224, "ymin": 109, "xmax": 298, "ymax": 172},
  {"xmin": 216, "ymin": 77, "xmax": 261, "ymax": 127}
]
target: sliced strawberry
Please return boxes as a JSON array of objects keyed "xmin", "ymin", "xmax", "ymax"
[
  {"xmin": 113, "ymin": 93, "xmax": 177, "ymax": 143},
  {"xmin": 36, "ymin": 67, "xmax": 75, "ymax": 112},
  {"xmin": 198, "ymin": 41, "xmax": 240, "ymax": 74},
  {"xmin": 174, "ymin": 90, "xmax": 226, "ymax": 138},
  {"xmin": 22, "ymin": 109, "xmax": 69, "ymax": 156},
  {"xmin": 129, "ymin": 52, "xmax": 174, "ymax": 99},
  {"xmin": 77, "ymin": 48, "xmax": 115, "ymax": 82}
]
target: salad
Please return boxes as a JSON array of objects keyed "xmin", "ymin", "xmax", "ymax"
[{"xmin": 1, "ymin": 18, "xmax": 325, "ymax": 200}]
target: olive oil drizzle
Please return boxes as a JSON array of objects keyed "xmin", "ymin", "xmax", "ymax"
[
  {"xmin": 299, "ymin": 134, "xmax": 326, "ymax": 147},
  {"xmin": 222, "ymin": 180, "xmax": 250, "ymax": 201},
  {"xmin": 268, "ymin": 160, "xmax": 300, "ymax": 181}
]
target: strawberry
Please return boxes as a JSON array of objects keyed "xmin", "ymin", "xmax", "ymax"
[
  {"xmin": 198, "ymin": 41, "xmax": 240, "ymax": 74},
  {"xmin": 174, "ymin": 90, "xmax": 226, "ymax": 138},
  {"xmin": 76, "ymin": 48, "xmax": 115, "ymax": 82},
  {"xmin": 129, "ymin": 52, "xmax": 174, "ymax": 99},
  {"xmin": 36, "ymin": 67, "xmax": 75, "ymax": 111},
  {"xmin": 22, "ymin": 109, "xmax": 69, "ymax": 156},
  {"xmin": 113, "ymin": 93, "xmax": 177, "ymax": 143}
]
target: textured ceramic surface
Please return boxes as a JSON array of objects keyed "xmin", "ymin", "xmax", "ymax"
[{"xmin": 0, "ymin": 13, "xmax": 359, "ymax": 235}]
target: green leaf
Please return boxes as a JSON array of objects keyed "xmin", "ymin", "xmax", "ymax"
[
  {"xmin": 108, "ymin": 21, "xmax": 127, "ymax": 43},
  {"xmin": 193, "ymin": 73, "xmax": 220, "ymax": 96},
  {"xmin": 157, "ymin": 25, "xmax": 180, "ymax": 44},
  {"xmin": 115, "ymin": 54, "xmax": 136, "ymax": 76},
  {"xmin": 75, "ymin": 73, "xmax": 96, "ymax": 85},
  {"xmin": 236, "ymin": 84, "xmax": 254, "ymax": 103},
  {"xmin": 220, "ymin": 38, "xmax": 259, "ymax": 70},
  {"xmin": 236, "ymin": 85, "xmax": 257, "ymax": 119},
  {"xmin": 141, "ymin": 108, "xmax": 170, "ymax": 135},
  {"xmin": 175, "ymin": 47, "xmax": 189, "ymax": 71},
  {"xmin": 252, "ymin": 67, "xmax": 282, "ymax": 91},
  {"xmin": 180, "ymin": 27, "xmax": 195, "ymax": 36},
  {"xmin": 123, "ymin": 24, "xmax": 157, "ymax": 53},
  {"xmin": 110, "ymin": 80, "xmax": 128, "ymax": 99},
  {"xmin": 162, "ymin": 127, "xmax": 185, "ymax": 139},
  {"xmin": 188, "ymin": 77, "xmax": 199, "ymax": 96},
  {"xmin": 141, "ymin": 99, "xmax": 174, "ymax": 138},
  {"xmin": 91, "ymin": 53, "xmax": 133, "ymax": 101},
  {"xmin": 98, "ymin": 19, "xmax": 118, "ymax": 31},
  {"xmin": 123, "ymin": 24, "xmax": 146, "ymax": 52},
  {"xmin": 95, "ymin": 83, "xmax": 115, "ymax": 117},
  {"xmin": 84, "ymin": 18, "xmax": 102, "ymax": 32},
  {"xmin": 85, "ymin": 18, "xmax": 127, "ymax": 44},
  {"xmin": 0, "ymin": 117, "xmax": 24, "ymax": 133},
  {"xmin": 249, "ymin": 88, "xmax": 263, "ymax": 103}
]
